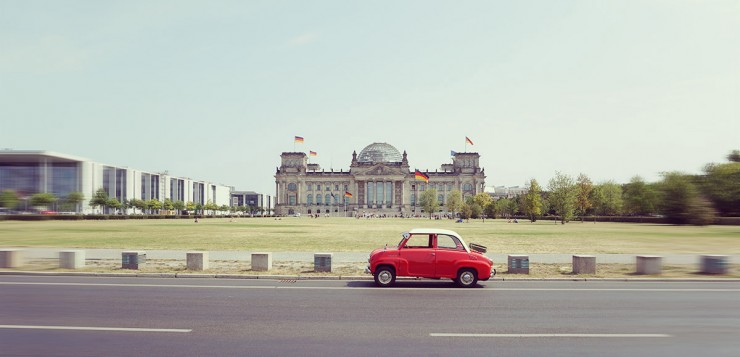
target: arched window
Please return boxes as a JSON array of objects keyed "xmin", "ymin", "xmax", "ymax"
[
  {"xmin": 288, "ymin": 183, "xmax": 297, "ymax": 191},
  {"xmin": 307, "ymin": 194, "xmax": 313, "ymax": 205},
  {"xmin": 463, "ymin": 183, "xmax": 473, "ymax": 191},
  {"xmin": 317, "ymin": 195, "xmax": 322, "ymax": 205},
  {"xmin": 325, "ymin": 194, "xmax": 331, "ymax": 206},
  {"xmin": 438, "ymin": 194, "xmax": 444, "ymax": 203}
]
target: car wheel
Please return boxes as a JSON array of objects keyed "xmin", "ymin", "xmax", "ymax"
[
  {"xmin": 456, "ymin": 268, "xmax": 478, "ymax": 288},
  {"xmin": 374, "ymin": 266, "xmax": 396, "ymax": 287}
]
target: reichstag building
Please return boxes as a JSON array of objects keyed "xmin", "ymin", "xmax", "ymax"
[{"xmin": 274, "ymin": 142, "xmax": 486, "ymax": 216}]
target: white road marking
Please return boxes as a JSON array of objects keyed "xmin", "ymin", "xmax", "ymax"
[
  {"xmin": 430, "ymin": 333, "xmax": 672, "ymax": 338},
  {"xmin": 0, "ymin": 281, "xmax": 738, "ymax": 292},
  {"xmin": 0, "ymin": 325, "xmax": 191, "ymax": 333}
]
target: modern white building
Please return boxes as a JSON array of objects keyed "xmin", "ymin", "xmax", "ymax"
[{"xmin": 0, "ymin": 150, "xmax": 233, "ymax": 214}]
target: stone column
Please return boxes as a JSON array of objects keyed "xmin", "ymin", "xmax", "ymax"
[
  {"xmin": 59, "ymin": 250, "xmax": 85, "ymax": 269},
  {"xmin": 636, "ymin": 255, "xmax": 662, "ymax": 275},
  {"xmin": 251, "ymin": 252, "xmax": 272, "ymax": 271},
  {"xmin": 0, "ymin": 249, "xmax": 24, "ymax": 268},
  {"xmin": 572, "ymin": 255, "xmax": 596, "ymax": 274},
  {"xmin": 700, "ymin": 255, "xmax": 728, "ymax": 274},
  {"xmin": 187, "ymin": 251, "xmax": 209, "ymax": 271},
  {"xmin": 314, "ymin": 253, "xmax": 332, "ymax": 272}
]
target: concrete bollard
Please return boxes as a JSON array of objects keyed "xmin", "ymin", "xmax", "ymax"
[
  {"xmin": 572, "ymin": 255, "xmax": 596, "ymax": 274},
  {"xmin": 122, "ymin": 251, "xmax": 146, "ymax": 270},
  {"xmin": 187, "ymin": 251, "xmax": 209, "ymax": 271},
  {"xmin": 59, "ymin": 250, "xmax": 85, "ymax": 269},
  {"xmin": 251, "ymin": 252, "xmax": 272, "ymax": 271},
  {"xmin": 314, "ymin": 253, "xmax": 333, "ymax": 273},
  {"xmin": 700, "ymin": 255, "xmax": 728, "ymax": 274},
  {"xmin": 507, "ymin": 255, "xmax": 530, "ymax": 274},
  {"xmin": 636, "ymin": 255, "xmax": 662, "ymax": 275},
  {"xmin": 0, "ymin": 249, "xmax": 24, "ymax": 268}
]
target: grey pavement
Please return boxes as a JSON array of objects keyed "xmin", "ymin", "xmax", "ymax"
[
  {"xmin": 9, "ymin": 247, "xmax": 739, "ymax": 264},
  {"xmin": 2, "ymin": 277, "xmax": 740, "ymax": 356}
]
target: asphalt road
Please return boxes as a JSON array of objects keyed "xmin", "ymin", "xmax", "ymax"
[{"xmin": 1, "ymin": 276, "xmax": 739, "ymax": 356}]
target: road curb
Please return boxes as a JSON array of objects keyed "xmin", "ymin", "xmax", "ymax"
[{"xmin": 1, "ymin": 270, "xmax": 740, "ymax": 282}]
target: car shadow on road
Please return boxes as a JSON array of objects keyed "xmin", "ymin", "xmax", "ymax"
[{"xmin": 345, "ymin": 280, "xmax": 488, "ymax": 289}]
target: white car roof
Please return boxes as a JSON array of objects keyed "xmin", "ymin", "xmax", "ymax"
[{"xmin": 405, "ymin": 228, "xmax": 469, "ymax": 252}]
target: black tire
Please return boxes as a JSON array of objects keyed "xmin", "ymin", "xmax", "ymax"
[
  {"xmin": 374, "ymin": 266, "xmax": 396, "ymax": 287},
  {"xmin": 455, "ymin": 268, "xmax": 478, "ymax": 288}
]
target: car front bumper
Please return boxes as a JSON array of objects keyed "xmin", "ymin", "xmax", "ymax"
[{"xmin": 364, "ymin": 265, "xmax": 371, "ymax": 274}]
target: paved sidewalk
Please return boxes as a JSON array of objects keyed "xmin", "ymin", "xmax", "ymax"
[{"xmin": 10, "ymin": 248, "xmax": 739, "ymax": 265}]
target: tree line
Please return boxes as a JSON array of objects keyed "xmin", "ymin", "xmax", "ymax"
[
  {"xmin": 0, "ymin": 188, "xmax": 269, "ymax": 216},
  {"xmin": 418, "ymin": 150, "xmax": 739, "ymax": 225}
]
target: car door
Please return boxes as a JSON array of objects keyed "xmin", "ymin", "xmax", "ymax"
[
  {"xmin": 399, "ymin": 233, "xmax": 436, "ymax": 277},
  {"xmin": 434, "ymin": 234, "xmax": 466, "ymax": 278}
]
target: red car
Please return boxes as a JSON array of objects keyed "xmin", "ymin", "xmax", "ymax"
[{"xmin": 366, "ymin": 228, "xmax": 495, "ymax": 288}]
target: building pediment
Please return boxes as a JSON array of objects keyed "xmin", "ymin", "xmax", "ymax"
[{"xmin": 356, "ymin": 164, "xmax": 404, "ymax": 176}]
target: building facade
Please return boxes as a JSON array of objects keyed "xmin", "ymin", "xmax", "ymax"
[
  {"xmin": 230, "ymin": 191, "xmax": 273, "ymax": 214},
  {"xmin": 274, "ymin": 142, "xmax": 486, "ymax": 216},
  {"xmin": 0, "ymin": 150, "xmax": 233, "ymax": 214}
]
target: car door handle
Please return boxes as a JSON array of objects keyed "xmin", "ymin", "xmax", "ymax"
[{"xmin": 431, "ymin": 253, "xmax": 435, "ymax": 256}]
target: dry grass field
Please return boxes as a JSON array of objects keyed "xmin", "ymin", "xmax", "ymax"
[{"xmin": 1, "ymin": 217, "xmax": 738, "ymax": 254}]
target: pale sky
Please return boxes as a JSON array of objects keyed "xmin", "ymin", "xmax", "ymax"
[{"xmin": 1, "ymin": 0, "xmax": 738, "ymax": 195}]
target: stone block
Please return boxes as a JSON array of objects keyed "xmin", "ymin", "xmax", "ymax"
[
  {"xmin": 572, "ymin": 255, "xmax": 596, "ymax": 274},
  {"xmin": 0, "ymin": 249, "xmax": 24, "ymax": 268},
  {"xmin": 635, "ymin": 255, "xmax": 662, "ymax": 275},
  {"xmin": 122, "ymin": 251, "xmax": 146, "ymax": 270},
  {"xmin": 700, "ymin": 255, "xmax": 728, "ymax": 274},
  {"xmin": 251, "ymin": 252, "xmax": 272, "ymax": 271},
  {"xmin": 59, "ymin": 250, "xmax": 85, "ymax": 269},
  {"xmin": 507, "ymin": 255, "xmax": 530, "ymax": 274},
  {"xmin": 314, "ymin": 253, "xmax": 332, "ymax": 273},
  {"xmin": 187, "ymin": 251, "xmax": 209, "ymax": 271}
]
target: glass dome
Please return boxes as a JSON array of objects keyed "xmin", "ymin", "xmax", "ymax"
[{"xmin": 357, "ymin": 142, "xmax": 403, "ymax": 163}]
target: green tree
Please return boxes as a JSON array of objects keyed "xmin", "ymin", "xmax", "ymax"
[
  {"xmin": 0, "ymin": 189, "xmax": 20, "ymax": 210},
  {"xmin": 495, "ymin": 198, "xmax": 511, "ymax": 218},
  {"xmin": 470, "ymin": 203, "xmax": 482, "ymax": 219},
  {"xmin": 575, "ymin": 173, "xmax": 593, "ymax": 221},
  {"xmin": 659, "ymin": 172, "xmax": 717, "ymax": 225},
  {"xmin": 147, "ymin": 199, "xmax": 162, "ymax": 214},
  {"xmin": 459, "ymin": 203, "xmax": 472, "ymax": 221},
  {"xmin": 89, "ymin": 188, "xmax": 109, "ymax": 214},
  {"xmin": 728, "ymin": 150, "xmax": 740, "ymax": 163},
  {"xmin": 701, "ymin": 161, "xmax": 740, "ymax": 216},
  {"xmin": 484, "ymin": 202, "xmax": 496, "ymax": 219},
  {"xmin": 522, "ymin": 179, "xmax": 543, "ymax": 222},
  {"xmin": 592, "ymin": 181, "xmax": 623, "ymax": 216},
  {"xmin": 472, "ymin": 192, "xmax": 492, "ymax": 220},
  {"xmin": 204, "ymin": 201, "xmax": 218, "ymax": 216},
  {"xmin": 419, "ymin": 189, "xmax": 439, "ymax": 219},
  {"xmin": 163, "ymin": 198, "xmax": 174, "ymax": 211},
  {"xmin": 186, "ymin": 201, "xmax": 196, "ymax": 214},
  {"xmin": 547, "ymin": 172, "xmax": 577, "ymax": 224},
  {"xmin": 105, "ymin": 198, "xmax": 121, "ymax": 214},
  {"xmin": 129, "ymin": 198, "xmax": 145, "ymax": 214},
  {"xmin": 64, "ymin": 192, "xmax": 84, "ymax": 213},
  {"xmin": 623, "ymin": 176, "xmax": 658, "ymax": 216},
  {"xmin": 446, "ymin": 189, "xmax": 463, "ymax": 218},
  {"xmin": 173, "ymin": 200, "xmax": 185, "ymax": 215}
]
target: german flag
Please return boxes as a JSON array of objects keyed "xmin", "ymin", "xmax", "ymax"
[
  {"xmin": 465, "ymin": 136, "xmax": 474, "ymax": 145},
  {"xmin": 415, "ymin": 170, "xmax": 429, "ymax": 183},
  {"xmin": 344, "ymin": 191, "xmax": 353, "ymax": 198},
  {"xmin": 309, "ymin": 151, "xmax": 317, "ymax": 156},
  {"xmin": 295, "ymin": 136, "xmax": 304, "ymax": 143}
]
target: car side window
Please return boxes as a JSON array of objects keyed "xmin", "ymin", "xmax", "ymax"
[
  {"xmin": 437, "ymin": 235, "xmax": 462, "ymax": 250},
  {"xmin": 404, "ymin": 234, "xmax": 432, "ymax": 248}
]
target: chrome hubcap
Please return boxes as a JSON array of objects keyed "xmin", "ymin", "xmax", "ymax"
[
  {"xmin": 462, "ymin": 272, "xmax": 474, "ymax": 284},
  {"xmin": 379, "ymin": 271, "xmax": 392, "ymax": 284}
]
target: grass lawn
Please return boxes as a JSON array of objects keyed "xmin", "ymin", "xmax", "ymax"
[{"xmin": 1, "ymin": 217, "xmax": 738, "ymax": 254}]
